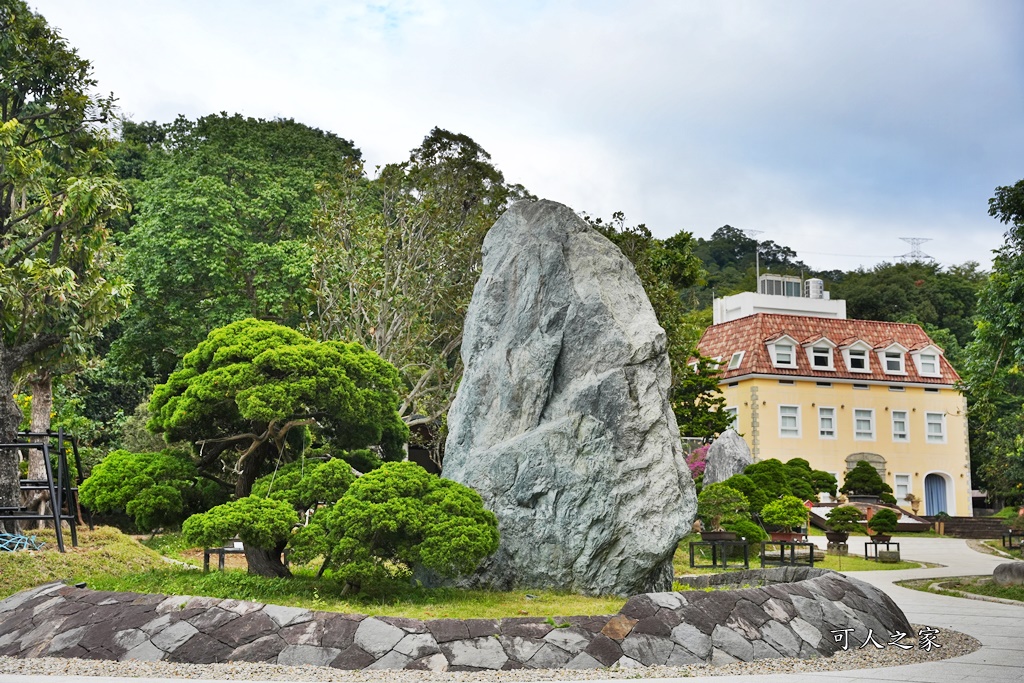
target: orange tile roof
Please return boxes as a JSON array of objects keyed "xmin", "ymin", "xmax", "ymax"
[{"xmin": 697, "ymin": 313, "xmax": 959, "ymax": 384}]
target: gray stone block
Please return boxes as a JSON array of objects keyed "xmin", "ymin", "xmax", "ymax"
[
  {"xmin": 712, "ymin": 624, "xmax": 753, "ymax": 661},
  {"xmin": 543, "ymin": 627, "xmax": 590, "ymax": 654},
  {"xmin": 354, "ymin": 617, "xmax": 404, "ymax": 657},
  {"xmin": 407, "ymin": 652, "xmax": 449, "ymax": 671},
  {"xmin": 526, "ymin": 642, "xmax": 573, "ymax": 669},
  {"xmin": 620, "ymin": 632, "xmax": 674, "ymax": 666},
  {"xmin": 366, "ymin": 650, "xmax": 413, "ymax": 669},
  {"xmin": 670, "ymin": 622, "xmax": 712, "ymax": 660},
  {"xmin": 702, "ymin": 429, "xmax": 753, "ymax": 485},
  {"xmin": 122, "ymin": 639, "xmax": 164, "ymax": 662},
  {"xmin": 47, "ymin": 625, "xmax": 88, "ymax": 654},
  {"xmin": 151, "ymin": 620, "xmax": 198, "ymax": 653},
  {"xmin": 261, "ymin": 604, "xmax": 311, "ymax": 628},
  {"xmin": 666, "ymin": 643, "xmax": 703, "ymax": 665},
  {"xmin": 760, "ymin": 621, "xmax": 801, "ymax": 657},
  {"xmin": 788, "ymin": 617, "xmax": 822, "ymax": 648},
  {"xmin": 565, "ymin": 652, "xmax": 604, "ymax": 669},
  {"xmin": 277, "ymin": 644, "xmax": 341, "ymax": 667},
  {"xmin": 227, "ymin": 634, "xmax": 287, "ymax": 662},
  {"xmin": 444, "ymin": 636, "xmax": 509, "ymax": 669},
  {"xmin": 499, "ymin": 635, "xmax": 545, "ymax": 663},
  {"xmin": 394, "ymin": 632, "xmax": 439, "ymax": 659},
  {"xmin": 112, "ymin": 629, "xmax": 148, "ymax": 653},
  {"xmin": 877, "ymin": 550, "xmax": 901, "ymax": 563}
]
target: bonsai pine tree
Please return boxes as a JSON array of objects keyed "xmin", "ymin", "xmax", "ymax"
[
  {"xmin": 744, "ymin": 459, "xmax": 792, "ymax": 502},
  {"xmin": 840, "ymin": 460, "xmax": 897, "ymax": 505},
  {"xmin": 866, "ymin": 508, "xmax": 899, "ymax": 537},
  {"xmin": 290, "ymin": 461, "xmax": 499, "ymax": 595},
  {"xmin": 825, "ymin": 505, "xmax": 864, "ymax": 537},
  {"xmin": 78, "ymin": 449, "xmax": 225, "ymax": 533},
  {"xmin": 148, "ymin": 318, "xmax": 408, "ymax": 575},
  {"xmin": 761, "ymin": 495, "xmax": 808, "ymax": 533},
  {"xmin": 181, "ymin": 457, "xmax": 356, "ymax": 577},
  {"xmin": 720, "ymin": 474, "xmax": 769, "ymax": 515},
  {"xmin": 696, "ymin": 483, "xmax": 750, "ymax": 531}
]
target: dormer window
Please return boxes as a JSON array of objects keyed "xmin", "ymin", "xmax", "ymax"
[
  {"xmin": 911, "ymin": 346, "xmax": 943, "ymax": 378},
  {"xmin": 728, "ymin": 351, "xmax": 744, "ymax": 370},
  {"xmin": 877, "ymin": 343, "xmax": 909, "ymax": 375},
  {"xmin": 803, "ymin": 338, "xmax": 836, "ymax": 371},
  {"xmin": 841, "ymin": 340, "xmax": 873, "ymax": 373},
  {"xmin": 767, "ymin": 336, "xmax": 799, "ymax": 369}
]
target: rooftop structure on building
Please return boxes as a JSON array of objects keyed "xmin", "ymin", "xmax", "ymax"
[{"xmin": 713, "ymin": 274, "xmax": 846, "ymax": 324}]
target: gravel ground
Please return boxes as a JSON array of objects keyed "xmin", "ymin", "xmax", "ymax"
[{"xmin": 0, "ymin": 624, "xmax": 979, "ymax": 681}]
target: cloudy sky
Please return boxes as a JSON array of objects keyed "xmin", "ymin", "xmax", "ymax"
[{"xmin": 31, "ymin": 0, "xmax": 1024, "ymax": 271}]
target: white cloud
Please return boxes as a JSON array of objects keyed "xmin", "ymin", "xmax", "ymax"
[{"xmin": 30, "ymin": 0, "xmax": 1024, "ymax": 271}]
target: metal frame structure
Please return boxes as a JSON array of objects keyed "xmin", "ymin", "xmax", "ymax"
[{"xmin": 0, "ymin": 428, "xmax": 81, "ymax": 552}]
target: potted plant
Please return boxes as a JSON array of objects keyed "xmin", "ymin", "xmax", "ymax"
[
  {"xmin": 696, "ymin": 483, "xmax": 749, "ymax": 541},
  {"xmin": 866, "ymin": 507, "xmax": 899, "ymax": 543},
  {"xmin": 825, "ymin": 505, "xmax": 863, "ymax": 543},
  {"xmin": 839, "ymin": 461, "xmax": 897, "ymax": 505},
  {"xmin": 761, "ymin": 495, "xmax": 808, "ymax": 541},
  {"xmin": 904, "ymin": 493, "xmax": 921, "ymax": 516}
]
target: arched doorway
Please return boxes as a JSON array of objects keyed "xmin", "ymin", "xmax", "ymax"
[{"xmin": 924, "ymin": 473, "xmax": 948, "ymax": 516}]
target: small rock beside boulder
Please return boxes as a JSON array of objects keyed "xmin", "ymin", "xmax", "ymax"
[
  {"xmin": 701, "ymin": 429, "xmax": 753, "ymax": 486},
  {"xmin": 992, "ymin": 562, "xmax": 1024, "ymax": 586}
]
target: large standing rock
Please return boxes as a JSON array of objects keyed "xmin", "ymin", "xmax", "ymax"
[
  {"xmin": 443, "ymin": 199, "xmax": 696, "ymax": 596},
  {"xmin": 701, "ymin": 429, "xmax": 753, "ymax": 485}
]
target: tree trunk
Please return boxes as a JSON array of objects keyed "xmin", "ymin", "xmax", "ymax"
[
  {"xmin": 26, "ymin": 372, "xmax": 53, "ymax": 527},
  {"xmin": 244, "ymin": 541, "xmax": 291, "ymax": 578},
  {"xmin": 0, "ymin": 361, "xmax": 23, "ymax": 533},
  {"xmin": 234, "ymin": 441, "xmax": 292, "ymax": 577}
]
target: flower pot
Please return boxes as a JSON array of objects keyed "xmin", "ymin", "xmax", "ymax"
[
  {"xmin": 847, "ymin": 495, "xmax": 881, "ymax": 504},
  {"xmin": 769, "ymin": 531, "xmax": 802, "ymax": 542},
  {"xmin": 701, "ymin": 531, "xmax": 737, "ymax": 542},
  {"xmin": 871, "ymin": 534, "xmax": 892, "ymax": 544},
  {"xmin": 825, "ymin": 531, "xmax": 849, "ymax": 544}
]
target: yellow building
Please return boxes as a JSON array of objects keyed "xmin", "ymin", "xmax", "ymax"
[{"xmin": 697, "ymin": 280, "xmax": 971, "ymax": 516}]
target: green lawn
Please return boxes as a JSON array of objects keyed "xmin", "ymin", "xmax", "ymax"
[
  {"xmin": 674, "ymin": 534, "xmax": 922, "ymax": 574},
  {"xmin": 899, "ymin": 575, "xmax": 1024, "ymax": 604}
]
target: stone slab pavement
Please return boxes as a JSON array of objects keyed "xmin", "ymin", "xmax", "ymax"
[{"xmin": 0, "ymin": 536, "xmax": 1020, "ymax": 683}]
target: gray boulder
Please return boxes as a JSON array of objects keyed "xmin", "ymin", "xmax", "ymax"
[
  {"xmin": 443, "ymin": 199, "xmax": 696, "ymax": 596},
  {"xmin": 992, "ymin": 562, "xmax": 1024, "ymax": 586},
  {"xmin": 702, "ymin": 429, "xmax": 753, "ymax": 485}
]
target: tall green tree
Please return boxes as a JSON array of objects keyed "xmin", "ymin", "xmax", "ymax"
[
  {"xmin": 0, "ymin": 0, "xmax": 129, "ymax": 514},
  {"xmin": 961, "ymin": 179, "xmax": 1024, "ymax": 503},
  {"xmin": 308, "ymin": 128, "xmax": 531, "ymax": 439},
  {"xmin": 113, "ymin": 113, "xmax": 362, "ymax": 380}
]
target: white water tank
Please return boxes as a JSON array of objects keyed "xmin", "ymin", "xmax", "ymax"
[{"xmin": 805, "ymin": 278, "xmax": 825, "ymax": 299}]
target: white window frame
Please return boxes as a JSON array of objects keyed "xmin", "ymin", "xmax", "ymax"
[
  {"xmin": 925, "ymin": 412, "xmax": 947, "ymax": 444},
  {"xmin": 727, "ymin": 351, "xmax": 744, "ymax": 370},
  {"xmin": 891, "ymin": 410, "xmax": 909, "ymax": 442},
  {"xmin": 779, "ymin": 405, "xmax": 801, "ymax": 438},
  {"xmin": 854, "ymin": 408, "xmax": 875, "ymax": 440},
  {"xmin": 841, "ymin": 342, "xmax": 873, "ymax": 373},
  {"xmin": 804, "ymin": 338, "xmax": 837, "ymax": 371},
  {"xmin": 768, "ymin": 336, "xmax": 799, "ymax": 369},
  {"xmin": 724, "ymin": 406, "xmax": 738, "ymax": 430},
  {"xmin": 911, "ymin": 346, "xmax": 943, "ymax": 378},
  {"xmin": 877, "ymin": 343, "xmax": 909, "ymax": 375},
  {"xmin": 894, "ymin": 473, "xmax": 911, "ymax": 500},
  {"xmin": 818, "ymin": 406, "xmax": 836, "ymax": 439}
]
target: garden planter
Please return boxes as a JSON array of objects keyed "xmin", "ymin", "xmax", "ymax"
[
  {"xmin": 700, "ymin": 531, "xmax": 737, "ymax": 541},
  {"xmin": 825, "ymin": 531, "xmax": 849, "ymax": 544},
  {"xmin": 847, "ymin": 495, "xmax": 881, "ymax": 504},
  {"xmin": 769, "ymin": 531, "xmax": 803, "ymax": 542},
  {"xmin": 870, "ymin": 533, "xmax": 892, "ymax": 544}
]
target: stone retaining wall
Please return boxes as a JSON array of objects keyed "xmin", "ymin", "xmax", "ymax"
[{"xmin": 0, "ymin": 569, "xmax": 910, "ymax": 671}]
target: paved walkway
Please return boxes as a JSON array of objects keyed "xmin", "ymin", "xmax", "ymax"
[
  {"xmin": 0, "ymin": 537, "xmax": 1020, "ymax": 683},
  {"xmin": 578, "ymin": 535, "xmax": 1024, "ymax": 683}
]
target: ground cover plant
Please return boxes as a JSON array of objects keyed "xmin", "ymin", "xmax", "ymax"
[{"xmin": 0, "ymin": 526, "xmax": 167, "ymax": 599}]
